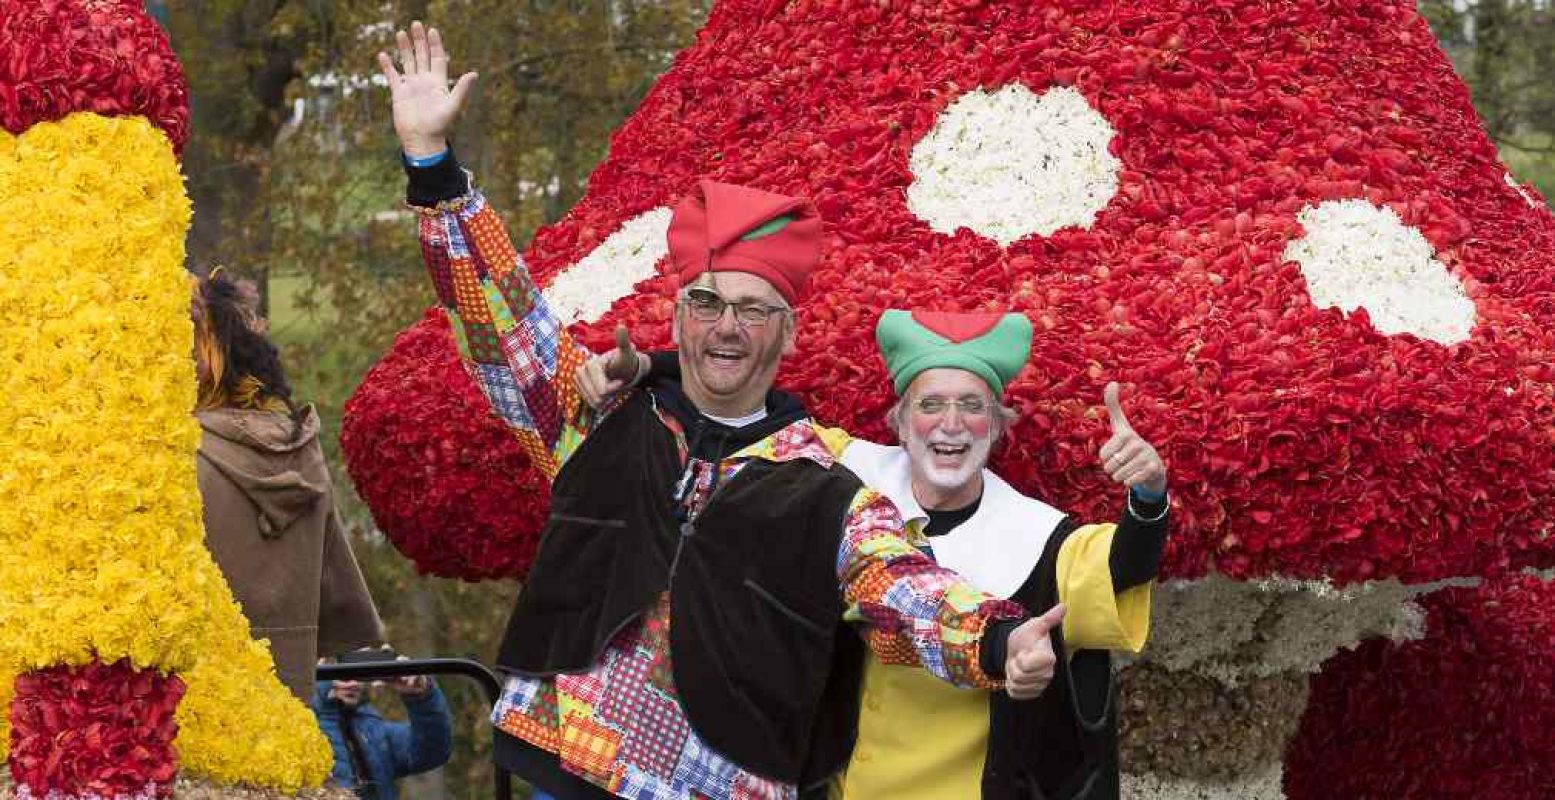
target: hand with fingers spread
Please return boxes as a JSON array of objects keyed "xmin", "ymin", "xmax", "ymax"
[
  {"xmin": 576, "ymin": 325, "xmax": 649, "ymax": 409},
  {"xmin": 1099, "ymin": 381, "xmax": 1167, "ymax": 497},
  {"xmin": 376, "ymin": 21, "xmax": 478, "ymax": 158},
  {"xmin": 1003, "ymin": 603, "xmax": 1066, "ymax": 700}
]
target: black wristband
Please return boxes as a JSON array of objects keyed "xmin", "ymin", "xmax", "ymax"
[
  {"xmin": 979, "ymin": 619, "xmax": 1021, "ymax": 680},
  {"xmin": 404, "ymin": 147, "xmax": 470, "ymax": 207}
]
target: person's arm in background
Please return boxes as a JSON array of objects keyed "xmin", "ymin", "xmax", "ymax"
[
  {"xmin": 384, "ymin": 676, "xmax": 454, "ymax": 778},
  {"xmin": 380, "ymin": 22, "xmax": 597, "ymax": 479}
]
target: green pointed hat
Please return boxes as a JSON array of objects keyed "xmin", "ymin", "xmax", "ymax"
[{"xmin": 876, "ymin": 310, "xmax": 1034, "ymax": 396}]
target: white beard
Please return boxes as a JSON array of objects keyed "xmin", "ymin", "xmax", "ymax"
[{"xmin": 903, "ymin": 427, "xmax": 991, "ymax": 493}]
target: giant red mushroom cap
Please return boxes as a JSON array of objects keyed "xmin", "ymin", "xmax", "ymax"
[
  {"xmin": 345, "ymin": 0, "xmax": 1555, "ymax": 585},
  {"xmin": 0, "ymin": 0, "xmax": 189, "ymax": 151}
]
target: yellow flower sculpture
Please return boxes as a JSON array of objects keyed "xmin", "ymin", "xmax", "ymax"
[{"xmin": 0, "ymin": 114, "xmax": 331, "ymax": 793}]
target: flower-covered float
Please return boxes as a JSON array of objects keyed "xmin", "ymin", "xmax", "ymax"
[
  {"xmin": 342, "ymin": 0, "xmax": 1555, "ymax": 795},
  {"xmin": 0, "ymin": 1, "xmax": 332, "ymax": 797}
]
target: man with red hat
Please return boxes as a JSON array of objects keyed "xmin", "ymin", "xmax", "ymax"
[
  {"xmin": 587, "ymin": 310, "xmax": 1169, "ymax": 800},
  {"xmin": 379, "ymin": 22, "xmax": 1068, "ymax": 800}
]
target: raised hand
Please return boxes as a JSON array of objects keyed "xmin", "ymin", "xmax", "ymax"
[
  {"xmin": 576, "ymin": 325, "xmax": 649, "ymax": 409},
  {"xmin": 1004, "ymin": 603, "xmax": 1066, "ymax": 700},
  {"xmin": 376, "ymin": 21, "xmax": 478, "ymax": 157},
  {"xmin": 1099, "ymin": 381, "xmax": 1167, "ymax": 496}
]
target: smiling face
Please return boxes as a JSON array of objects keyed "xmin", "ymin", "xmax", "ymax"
[
  {"xmin": 671, "ymin": 271, "xmax": 796, "ymax": 418},
  {"xmin": 893, "ymin": 368, "xmax": 999, "ymax": 510}
]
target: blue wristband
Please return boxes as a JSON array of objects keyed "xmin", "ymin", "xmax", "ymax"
[
  {"xmin": 403, "ymin": 149, "xmax": 449, "ymax": 168},
  {"xmin": 1129, "ymin": 484, "xmax": 1166, "ymax": 503}
]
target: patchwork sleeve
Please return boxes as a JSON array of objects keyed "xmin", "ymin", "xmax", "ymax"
[
  {"xmin": 414, "ymin": 187, "xmax": 593, "ymax": 479},
  {"xmin": 838, "ymin": 488, "xmax": 1025, "ymax": 690},
  {"xmin": 1056, "ymin": 523, "xmax": 1152, "ymax": 653}
]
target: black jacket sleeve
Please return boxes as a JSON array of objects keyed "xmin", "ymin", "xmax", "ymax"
[
  {"xmin": 1109, "ymin": 492, "xmax": 1169, "ymax": 591},
  {"xmin": 403, "ymin": 149, "xmax": 470, "ymax": 208}
]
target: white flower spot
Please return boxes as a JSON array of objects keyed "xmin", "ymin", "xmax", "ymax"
[
  {"xmin": 1505, "ymin": 171, "xmax": 1540, "ymax": 210},
  {"xmin": 542, "ymin": 207, "xmax": 673, "ymax": 324},
  {"xmin": 1284, "ymin": 199, "xmax": 1476, "ymax": 345},
  {"xmin": 907, "ymin": 85, "xmax": 1121, "ymax": 245}
]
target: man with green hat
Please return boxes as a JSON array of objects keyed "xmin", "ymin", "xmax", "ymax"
[
  {"xmin": 834, "ymin": 309, "xmax": 1167, "ymax": 800},
  {"xmin": 584, "ymin": 308, "xmax": 1168, "ymax": 800}
]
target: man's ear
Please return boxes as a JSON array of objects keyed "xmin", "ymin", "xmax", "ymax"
[
  {"xmin": 671, "ymin": 305, "xmax": 683, "ymax": 346},
  {"xmin": 781, "ymin": 314, "xmax": 797, "ymax": 356}
]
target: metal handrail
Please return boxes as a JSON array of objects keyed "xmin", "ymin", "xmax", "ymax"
[{"xmin": 317, "ymin": 658, "xmax": 512, "ymax": 800}]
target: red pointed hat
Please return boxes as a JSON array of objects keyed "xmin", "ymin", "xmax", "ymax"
[{"xmin": 665, "ymin": 180, "xmax": 823, "ymax": 306}]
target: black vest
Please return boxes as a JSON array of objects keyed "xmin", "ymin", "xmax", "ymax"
[
  {"xmin": 983, "ymin": 519, "xmax": 1120, "ymax": 800},
  {"xmin": 496, "ymin": 391, "xmax": 866, "ymax": 786}
]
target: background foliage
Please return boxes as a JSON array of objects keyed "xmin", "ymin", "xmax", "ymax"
[{"xmin": 156, "ymin": 0, "xmax": 1552, "ymax": 797}]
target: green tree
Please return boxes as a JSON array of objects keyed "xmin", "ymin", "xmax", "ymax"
[{"xmin": 1422, "ymin": 0, "xmax": 1555, "ymax": 201}]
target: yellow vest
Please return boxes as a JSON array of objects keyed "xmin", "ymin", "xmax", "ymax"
[{"xmin": 838, "ymin": 656, "xmax": 989, "ymax": 799}]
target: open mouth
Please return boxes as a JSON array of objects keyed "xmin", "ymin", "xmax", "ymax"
[{"xmin": 706, "ymin": 347, "xmax": 747, "ymax": 366}]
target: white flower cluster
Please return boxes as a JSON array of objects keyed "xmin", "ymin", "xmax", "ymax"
[
  {"xmin": 543, "ymin": 207, "xmax": 673, "ymax": 324},
  {"xmin": 1283, "ymin": 199, "xmax": 1476, "ymax": 345},
  {"xmin": 907, "ymin": 84, "xmax": 1121, "ymax": 245}
]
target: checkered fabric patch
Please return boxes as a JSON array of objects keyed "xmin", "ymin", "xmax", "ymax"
[
  {"xmin": 864, "ymin": 628, "xmax": 919, "ymax": 666},
  {"xmin": 452, "ymin": 259, "xmax": 494, "ymax": 323},
  {"xmin": 496, "ymin": 707, "xmax": 560, "ymax": 752},
  {"xmin": 556, "ymin": 711, "xmax": 623, "ymax": 779},
  {"xmin": 443, "ymin": 208, "xmax": 472, "ymax": 259},
  {"xmin": 498, "ymin": 328, "xmax": 546, "ymax": 386},
  {"xmin": 495, "ymin": 674, "xmax": 545, "ymax": 714},
  {"xmin": 494, "ymin": 267, "xmax": 536, "ymax": 319},
  {"xmin": 614, "ymin": 764, "xmax": 687, "ymax": 800},
  {"xmin": 420, "ymin": 239, "xmax": 459, "ymax": 309},
  {"xmin": 464, "ymin": 320, "xmax": 504, "ymax": 364},
  {"xmin": 524, "ymin": 295, "xmax": 563, "ymax": 373},
  {"xmin": 673, "ymin": 735, "xmax": 739, "ymax": 800},
  {"xmin": 842, "ymin": 564, "xmax": 900, "ymax": 623},
  {"xmin": 466, "ymin": 203, "xmax": 521, "ymax": 274},
  {"xmin": 883, "ymin": 574, "xmax": 953, "ymax": 624},
  {"xmin": 473, "ymin": 363, "xmax": 533, "ymax": 429},
  {"xmin": 729, "ymin": 420, "xmax": 835, "ymax": 466},
  {"xmin": 557, "ymin": 671, "xmax": 607, "ymax": 708},
  {"xmin": 596, "ymin": 647, "xmax": 653, "ymax": 722},
  {"xmin": 618, "ymin": 684, "xmax": 691, "ymax": 779},
  {"xmin": 523, "ymin": 378, "xmax": 563, "ymax": 452},
  {"xmin": 484, "ymin": 279, "xmax": 519, "ymax": 333}
]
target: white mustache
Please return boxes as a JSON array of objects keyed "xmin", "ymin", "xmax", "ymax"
[{"xmin": 927, "ymin": 434, "xmax": 974, "ymax": 447}]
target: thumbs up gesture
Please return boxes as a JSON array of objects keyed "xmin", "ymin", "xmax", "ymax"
[
  {"xmin": 1004, "ymin": 603, "xmax": 1066, "ymax": 699},
  {"xmin": 576, "ymin": 325, "xmax": 648, "ymax": 409},
  {"xmin": 1099, "ymin": 382, "xmax": 1167, "ymax": 497}
]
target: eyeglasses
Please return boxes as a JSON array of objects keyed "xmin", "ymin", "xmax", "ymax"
[
  {"xmin": 912, "ymin": 395, "xmax": 991, "ymax": 417},
  {"xmin": 681, "ymin": 287, "xmax": 791, "ymax": 328}
]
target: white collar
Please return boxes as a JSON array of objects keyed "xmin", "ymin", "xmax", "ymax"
[{"xmin": 841, "ymin": 440, "xmax": 1065, "ymax": 598}]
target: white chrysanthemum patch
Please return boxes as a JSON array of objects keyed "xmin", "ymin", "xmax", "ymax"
[
  {"xmin": 1505, "ymin": 171, "xmax": 1540, "ymax": 210},
  {"xmin": 1284, "ymin": 199, "xmax": 1476, "ymax": 345},
  {"xmin": 542, "ymin": 207, "xmax": 673, "ymax": 324},
  {"xmin": 907, "ymin": 85, "xmax": 1121, "ymax": 245}
]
